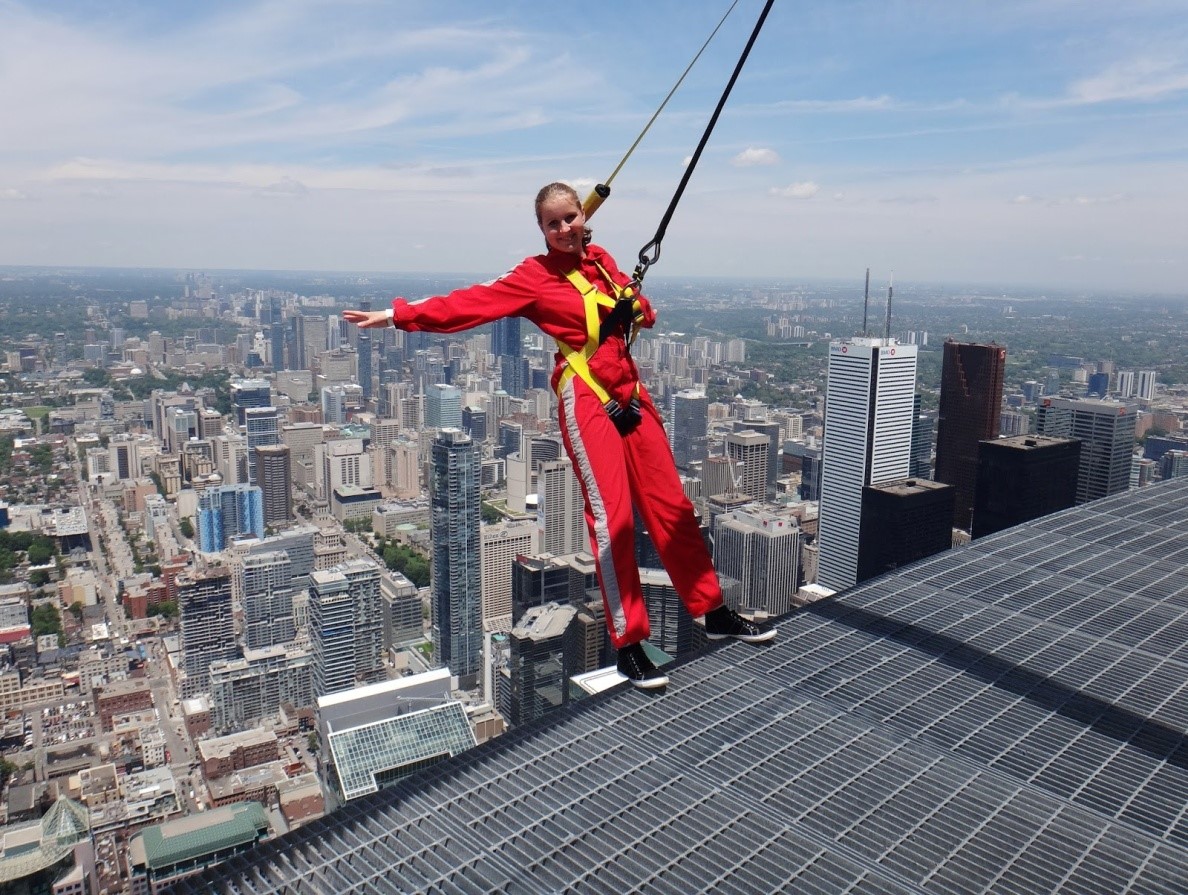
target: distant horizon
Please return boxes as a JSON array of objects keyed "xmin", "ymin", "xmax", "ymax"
[{"xmin": 2, "ymin": 262, "xmax": 1185, "ymax": 304}]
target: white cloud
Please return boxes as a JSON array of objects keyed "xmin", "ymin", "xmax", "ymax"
[
  {"xmin": 732, "ymin": 147, "xmax": 780, "ymax": 167},
  {"xmin": 0, "ymin": 189, "xmax": 28, "ymax": 200},
  {"xmin": 1011, "ymin": 195, "xmax": 1036, "ymax": 204},
  {"xmin": 770, "ymin": 181, "xmax": 819, "ymax": 199},
  {"xmin": 1068, "ymin": 57, "xmax": 1188, "ymax": 104}
]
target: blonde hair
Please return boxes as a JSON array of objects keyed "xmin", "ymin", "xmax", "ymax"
[{"xmin": 534, "ymin": 182, "xmax": 592, "ymax": 247}]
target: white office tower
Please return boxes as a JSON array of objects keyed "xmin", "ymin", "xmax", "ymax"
[
  {"xmin": 212, "ymin": 434, "xmax": 248, "ymax": 486},
  {"xmin": 426, "ymin": 383, "xmax": 463, "ymax": 430},
  {"xmin": 318, "ymin": 438, "xmax": 371, "ymax": 501},
  {"xmin": 1035, "ymin": 396, "xmax": 1137, "ymax": 504},
  {"xmin": 725, "ymin": 431, "xmax": 770, "ymax": 502},
  {"xmin": 714, "ymin": 509, "xmax": 801, "ymax": 617},
  {"xmin": 1136, "ymin": 371, "xmax": 1157, "ymax": 401},
  {"xmin": 1115, "ymin": 371, "xmax": 1135, "ymax": 398},
  {"xmin": 538, "ymin": 458, "xmax": 587, "ymax": 556},
  {"xmin": 817, "ymin": 338, "xmax": 918, "ymax": 592},
  {"xmin": 480, "ymin": 520, "xmax": 540, "ymax": 627}
]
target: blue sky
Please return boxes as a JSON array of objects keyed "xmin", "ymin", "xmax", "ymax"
[{"xmin": 1, "ymin": 0, "xmax": 1185, "ymax": 293}]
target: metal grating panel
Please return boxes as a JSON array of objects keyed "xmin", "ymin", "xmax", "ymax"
[{"xmin": 180, "ymin": 479, "xmax": 1188, "ymax": 894}]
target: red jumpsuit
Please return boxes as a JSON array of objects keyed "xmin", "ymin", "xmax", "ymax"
[{"xmin": 391, "ymin": 244, "xmax": 723, "ymax": 648}]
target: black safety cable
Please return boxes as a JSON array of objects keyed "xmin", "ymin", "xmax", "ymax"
[{"xmin": 632, "ymin": 0, "xmax": 777, "ymax": 286}]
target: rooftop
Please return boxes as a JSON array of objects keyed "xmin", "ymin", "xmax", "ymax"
[{"xmin": 184, "ymin": 478, "xmax": 1188, "ymax": 894}]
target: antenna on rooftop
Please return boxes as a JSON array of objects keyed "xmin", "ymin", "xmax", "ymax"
[
  {"xmin": 862, "ymin": 267, "xmax": 870, "ymax": 337},
  {"xmin": 884, "ymin": 272, "xmax": 894, "ymax": 342}
]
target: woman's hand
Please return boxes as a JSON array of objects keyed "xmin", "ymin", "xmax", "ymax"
[{"xmin": 343, "ymin": 309, "xmax": 391, "ymax": 328}]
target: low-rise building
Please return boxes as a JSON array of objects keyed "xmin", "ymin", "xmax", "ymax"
[{"xmin": 197, "ymin": 728, "xmax": 280, "ymax": 780}]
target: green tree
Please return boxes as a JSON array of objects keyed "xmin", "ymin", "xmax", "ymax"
[
  {"xmin": 480, "ymin": 502, "xmax": 503, "ymax": 524},
  {"xmin": 0, "ymin": 758, "xmax": 17, "ymax": 789},
  {"xmin": 178, "ymin": 517, "xmax": 194, "ymax": 539},
  {"xmin": 31, "ymin": 603, "xmax": 61, "ymax": 637},
  {"xmin": 68, "ymin": 601, "xmax": 84, "ymax": 622},
  {"xmin": 29, "ymin": 569, "xmax": 50, "ymax": 588},
  {"xmin": 26, "ymin": 537, "xmax": 57, "ymax": 566}
]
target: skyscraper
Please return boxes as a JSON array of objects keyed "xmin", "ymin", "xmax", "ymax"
[
  {"xmin": 538, "ymin": 459, "xmax": 587, "ymax": 556},
  {"xmin": 197, "ymin": 485, "xmax": 264, "ymax": 552},
  {"xmin": 971, "ymin": 435, "xmax": 1081, "ymax": 539},
  {"xmin": 431, "ymin": 429, "xmax": 482, "ymax": 689},
  {"xmin": 669, "ymin": 390, "xmax": 708, "ymax": 471},
  {"xmin": 1035, "ymin": 397, "xmax": 1137, "ymax": 504},
  {"xmin": 254, "ymin": 444, "xmax": 292, "ymax": 527},
  {"xmin": 507, "ymin": 602, "xmax": 577, "ymax": 728},
  {"xmin": 733, "ymin": 419, "xmax": 780, "ymax": 497},
  {"xmin": 934, "ymin": 341, "xmax": 1006, "ymax": 531},
  {"xmin": 817, "ymin": 338, "xmax": 918, "ymax": 592},
  {"xmin": 308, "ymin": 559, "xmax": 385, "ymax": 697},
  {"xmin": 425, "ymin": 383, "xmax": 463, "ymax": 430},
  {"xmin": 493, "ymin": 316, "xmax": 525, "ymax": 398},
  {"xmin": 238, "ymin": 551, "xmax": 296, "ymax": 650},
  {"xmin": 480, "ymin": 520, "xmax": 539, "ymax": 626},
  {"xmin": 244, "ymin": 406, "xmax": 280, "ymax": 486},
  {"xmin": 269, "ymin": 296, "xmax": 286, "ymax": 371},
  {"xmin": 856, "ymin": 479, "xmax": 955, "ymax": 583},
  {"xmin": 356, "ymin": 299, "xmax": 373, "ymax": 401},
  {"xmin": 230, "ymin": 379, "xmax": 272, "ymax": 427},
  {"xmin": 909, "ymin": 394, "xmax": 935, "ymax": 480},
  {"xmin": 725, "ymin": 430, "xmax": 770, "ymax": 502},
  {"xmin": 713, "ymin": 509, "xmax": 801, "ymax": 616},
  {"xmin": 1135, "ymin": 371, "xmax": 1157, "ymax": 401},
  {"xmin": 179, "ymin": 567, "xmax": 237, "ymax": 696}
]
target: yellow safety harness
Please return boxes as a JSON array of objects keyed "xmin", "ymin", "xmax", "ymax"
[{"xmin": 554, "ymin": 263, "xmax": 644, "ymax": 404}]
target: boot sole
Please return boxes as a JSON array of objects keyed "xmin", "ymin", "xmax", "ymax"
[
  {"xmin": 707, "ymin": 629, "xmax": 777, "ymax": 643},
  {"xmin": 626, "ymin": 673, "xmax": 669, "ymax": 689}
]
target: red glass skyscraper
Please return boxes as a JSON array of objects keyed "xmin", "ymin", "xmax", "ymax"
[{"xmin": 935, "ymin": 341, "xmax": 1006, "ymax": 531}]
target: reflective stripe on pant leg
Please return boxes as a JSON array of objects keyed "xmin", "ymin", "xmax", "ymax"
[
  {"xmin": 558, "ymin": 375, "xmax": 651, "ymax": 641},
  {"xmin": 623, "ymin": 391, "xmax": 723, "ymax": 617}
]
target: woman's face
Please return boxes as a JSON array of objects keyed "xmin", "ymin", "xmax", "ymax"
[{"xmin": 538, "ymin": 193, "xmax": 586, "ymax": 257}]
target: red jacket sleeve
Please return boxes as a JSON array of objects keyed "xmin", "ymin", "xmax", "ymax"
[{"xmin": 391, "ymin": 260, "xmax": 542, "ymax": 333}]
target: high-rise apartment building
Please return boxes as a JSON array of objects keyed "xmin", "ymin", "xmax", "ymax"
[
  {"xmin": 431, "ymin": 429, "xmax": 482, "ymax": 689},
  {"xmin": 669, "ymin": 390, "xmax": 709, "ymax": 471},
  {"xmin": 197, "ymin": 485, "xmax": 264, "ymax": 552},
  {"xmin": 713, "ymin": 509, "xmax": 801, "ymax": 616},
  {"xmin": 179, "ymin": 568, "xmax": 237, "ymax": 696},
  {"xmin": 733, "ymin": 419, "xmax": 780, "ymax": 497},
  {"xmin": 253, "ymin": 444, "xmax": 292, "ymax": 527},
  {"xmin": 934, "ymin": 342, "xmax": 1006, "ymax": 531},
  {"xmin": 209, "ymin": 644, "xmax": 313, "ymax": 733},
  {"xmin": 817, "ymin": 338, "xmax": 918, "ymax": 592},
  {"xmin": 972, "ymin": 435, "xmax": 1080, "ymax": 539},
  {"xmin": 308, "ymin": 559, "xmax": 385, "ymax": 697},
  {"xmin": 238, "ymin": 551, "xmax": 297, "ymax": 650},
  {"xmin": 1035, "ymin": 397, "xmax": 1137, "ymax": 504}
]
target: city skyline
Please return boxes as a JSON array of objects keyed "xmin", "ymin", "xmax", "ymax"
[{"xmin": 1, "ymin": 1, "xmax": 1186, "ymax": 293}]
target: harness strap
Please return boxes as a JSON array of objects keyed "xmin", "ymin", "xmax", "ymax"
[{"xmin": 554, "ymin": 264, "xmax": 643, "ymax": 403}]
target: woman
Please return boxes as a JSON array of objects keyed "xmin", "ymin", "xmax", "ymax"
[{"xmin": 345, "ymin": 182, "xmax": 774, "ymax": 688}]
